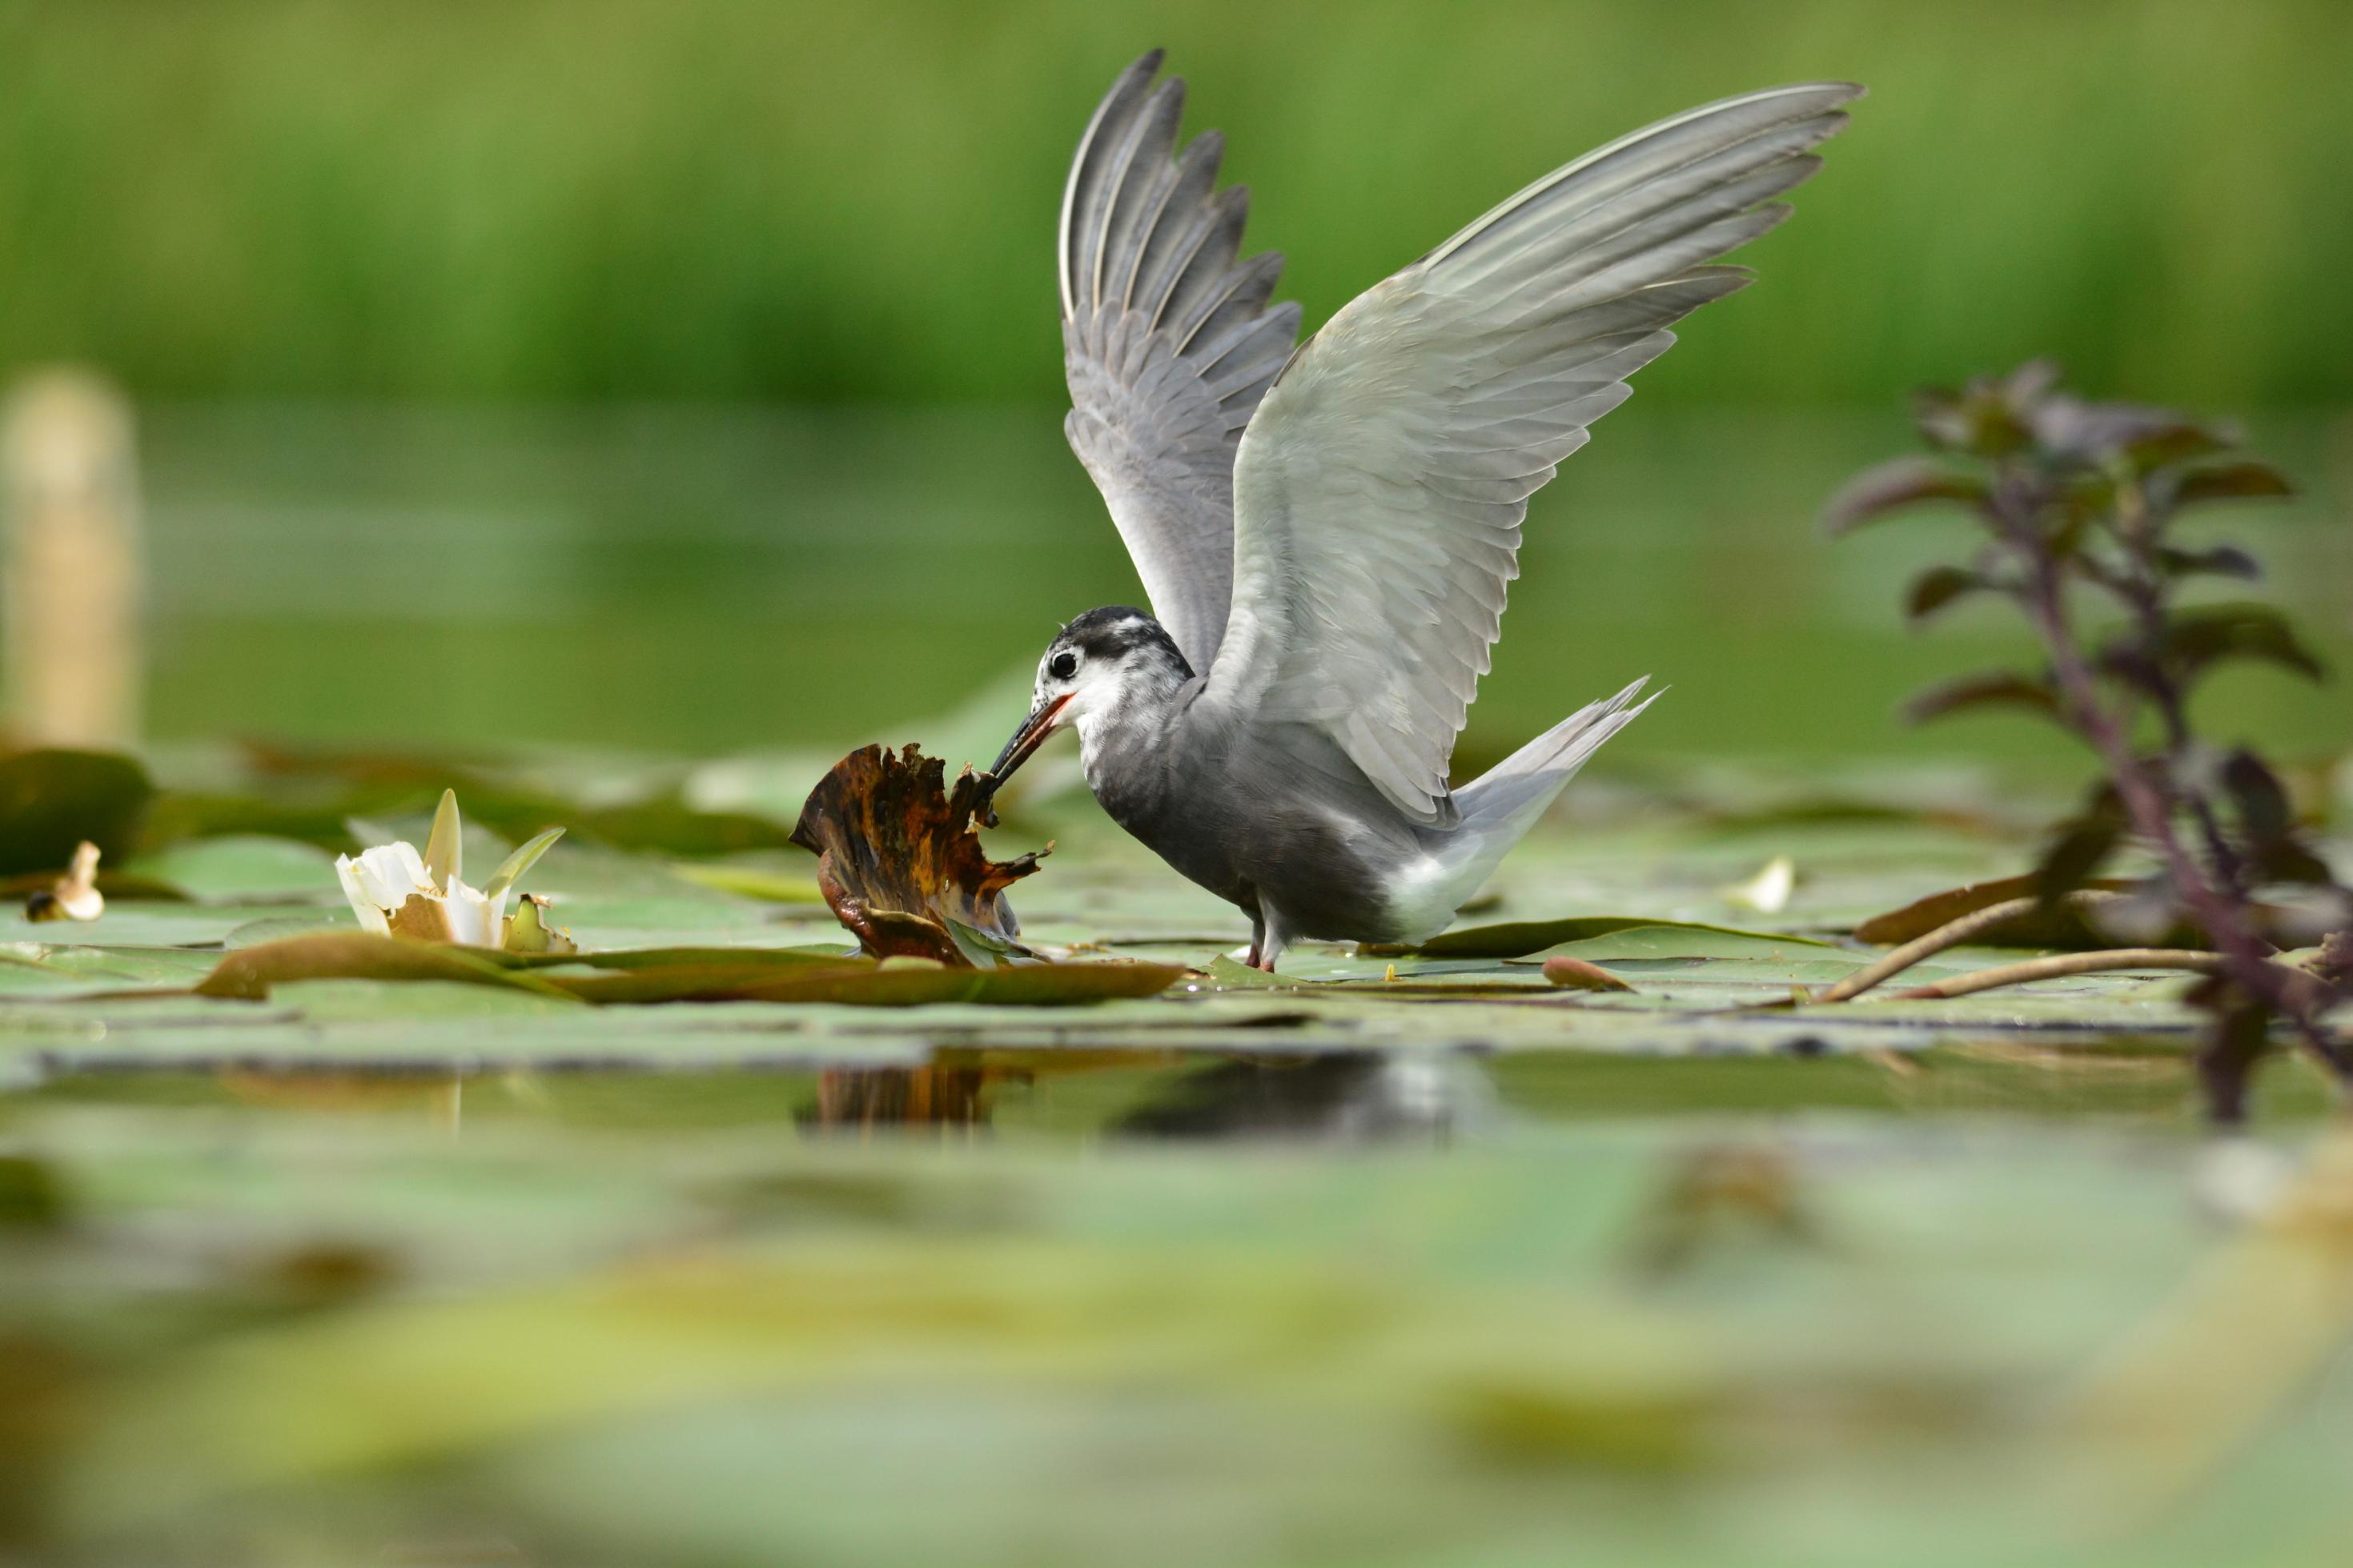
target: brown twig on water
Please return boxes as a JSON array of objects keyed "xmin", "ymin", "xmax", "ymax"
[
  {"xmin": 1812, "ymin": 889, "xmax": 2118, "ymax": 1003},
  {"xmin": 1888, "ymin": 949, "xmax": 2226, "ymax": 1000}
]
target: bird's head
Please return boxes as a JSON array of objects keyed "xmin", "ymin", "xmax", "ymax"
[{"xmin": 986, "ymin": 607, "xmax": 1192, "ymax": 784}]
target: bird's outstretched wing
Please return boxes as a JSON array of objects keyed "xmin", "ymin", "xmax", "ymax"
[
  {"xmin": 1061, "ymin": 50, "xmax": 1303, "ymax": 674},
  {"xmin": 1207, "ymin": 83, "xmax": 1861, "ymax": 823}
]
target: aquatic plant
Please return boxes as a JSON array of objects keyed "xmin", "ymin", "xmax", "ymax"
[{"xmin": 1825, "ymin": 363, "xmax": 2350, "ymax": 1120}]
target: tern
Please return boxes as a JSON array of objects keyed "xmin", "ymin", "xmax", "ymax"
[{"xmin": 987, "ymin": 52, "xmax": 1860, "ymax": 970}]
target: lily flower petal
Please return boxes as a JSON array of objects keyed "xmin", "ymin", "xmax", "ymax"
[{"xmin": 334, "ymin": 855, "xmax": 393, "ymax": 935}]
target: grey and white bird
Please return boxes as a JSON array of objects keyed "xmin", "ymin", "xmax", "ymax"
[{"xmin": 987, "ymin": 51, "xmax": 1859, "ymax": 971}]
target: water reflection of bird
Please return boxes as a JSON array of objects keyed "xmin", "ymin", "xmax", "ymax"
[{"xmin": 988, "ymin": 53, "xmax": 1860, "ymax": 969}]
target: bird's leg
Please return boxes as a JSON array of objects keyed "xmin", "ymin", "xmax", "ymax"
[{"xmin": 1255, "ymin": 906, "xmax": 1287, "ymax": 973}]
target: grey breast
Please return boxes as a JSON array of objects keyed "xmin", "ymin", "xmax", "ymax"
[{"xmin": 1141, "ymin": 708, "xmax": 1412, "ymax": 939}]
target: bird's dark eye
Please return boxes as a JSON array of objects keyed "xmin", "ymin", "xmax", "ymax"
[{"xmin": 1049, "ymin": 651, "xmax": 1079, "ymax": 680}]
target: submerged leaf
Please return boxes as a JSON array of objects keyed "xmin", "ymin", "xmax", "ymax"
[{"xmin": 791, "ymin": 744, "xmax": 1046, "ymax": 968}]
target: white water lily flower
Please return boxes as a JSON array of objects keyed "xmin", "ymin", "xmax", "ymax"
[
  {"xmin": 27, "ymin": 840, "xmax": 105, "ymax": 923},
  {"xmin": 334, "ymin": 790, "xmax": 564, "ymax": 949},
  {"xmin": 1723, "ymin": 855, "xmax": 1797, "ymax": 916},
  {"xmin": 334, "ymin": 841, "xmax": 433, "ymax": 936}
]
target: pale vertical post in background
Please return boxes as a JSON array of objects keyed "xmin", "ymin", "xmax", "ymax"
[{"xmin": 0, "ymin": 368, "xmax": 145, "ymax": 749}]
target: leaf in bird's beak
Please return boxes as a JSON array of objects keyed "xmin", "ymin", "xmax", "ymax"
[{"xmin": 790, "ymin": 743, "xmax": 1048, "ymax": 968}]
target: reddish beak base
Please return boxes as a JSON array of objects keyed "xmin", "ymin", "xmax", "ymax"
[{"xmin": 986, "ymin": 692, "xmax": 1074, "ymax": 788}]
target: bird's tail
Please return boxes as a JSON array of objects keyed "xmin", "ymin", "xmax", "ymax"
[{"xmin": 1433, "ymin": 678, "xmax": 1657, "ymax": 905}]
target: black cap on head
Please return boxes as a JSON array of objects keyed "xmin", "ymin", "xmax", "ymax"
[{"xmin": 1054, "ymin": 607, "xmax": 1191, "ymax": 676}]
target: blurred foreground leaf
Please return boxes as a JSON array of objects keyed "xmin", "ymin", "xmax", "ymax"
[{"xmin": 0, "ymin": 750, "xmax": 151, "ymax": 876}]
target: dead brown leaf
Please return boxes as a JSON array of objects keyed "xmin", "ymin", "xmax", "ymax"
[{"xmin": 790, "ymin": 744, "xmax": 1046, "ymax": 967}]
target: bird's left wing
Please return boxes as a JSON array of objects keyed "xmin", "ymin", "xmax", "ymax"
[
  {"xmin": 1207, "ymin": 83, "xmax": 1861, "ymax": 823},
  {"xmin": 1061, "ymin": 50, "xmax": 1303, "ymax": 673}
]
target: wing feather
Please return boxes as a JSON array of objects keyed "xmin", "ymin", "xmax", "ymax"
[
  {"xmin": 1211, "ymin": 83, "xmax": 1861, "ymax": 821},
  {"xmin": 1062, "ymin": 52, "xmax": 1301, "ymax": 672}
]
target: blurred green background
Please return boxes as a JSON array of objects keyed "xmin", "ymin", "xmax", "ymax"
[{"xmin": 1, "ymin": 0, "xmax": 2346, "ymax": 764}]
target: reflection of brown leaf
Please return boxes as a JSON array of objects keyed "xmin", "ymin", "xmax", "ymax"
[
  {"xmin": 807, "ymin": 1065, "xmax": 1008, "ymax": 1131},
  {"xmin": 790, "ymin": 744, "xmax": 1046, "ymax": 967}
]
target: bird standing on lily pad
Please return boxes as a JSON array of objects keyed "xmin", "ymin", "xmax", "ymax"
[{"xmin": 986, "ymin": 52, "xmax": 1861, "ymax": 969}]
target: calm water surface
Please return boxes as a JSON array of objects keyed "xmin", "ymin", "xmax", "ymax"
[{"xmin": 134, "ymin": 403, "xmax": 2353, "ymax": 766}]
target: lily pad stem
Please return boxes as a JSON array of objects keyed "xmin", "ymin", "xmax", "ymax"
[
  {"xmin": 1888, "ymin": 949, "xmax": 2225, "ymax": 1000},
  {"xmin": 1814, "ymin": 890, "xmax": 2119, "ymax": 1003}
]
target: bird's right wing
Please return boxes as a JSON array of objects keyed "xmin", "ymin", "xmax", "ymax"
[
  {"xmin": 1207, "ymin": 83, "xmax": 1860, "ymax": 822},
  {"xmin": 1060, "ymin": 50, "xmax": 1303, "ymax": 674}
]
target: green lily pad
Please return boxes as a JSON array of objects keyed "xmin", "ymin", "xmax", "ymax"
[
  {"xmin": 189, "ymin": 932, "xmax": 1183, "ymax": 1009},
  {"xmin": 195, "ymin": 933, "xmax": 584, "ymax": 1002},
  {"xmin": 669, "ymin": 862, "xmax": 827, "ymax": 904},
  {"xmin": 0, "ymin": 943, "xmax": 225, "ymax": 997},
  {"xmin": 125, "ymin": 835, "xmax": 342, "ymax": 904},
  {"xmin": 1404, "ymin": 916, "xmax": 1843, "ymax": 960}
]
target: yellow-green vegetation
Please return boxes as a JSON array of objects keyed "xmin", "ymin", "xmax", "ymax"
[{"xmin": 3, "ymin": 0, "xmax": 2351, "ymax": 404}]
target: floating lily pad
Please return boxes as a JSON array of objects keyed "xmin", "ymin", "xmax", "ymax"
[
  {"xmin": 195, "ymin": 933, "xmax": 583, "ymax": 1002},
  {"xmin": 1412, "ymin": 916, "xmax": 1844, "ymax": 960},
  {"xmin": 125, "ymin": 835, "xmax": 343, "ymax": 904},
  {"xmin": 188, "ymin": 932, "xmax": 1183, "ymax": 1009},
  {"xmin": 669, "ymin": 862, "xmax": 827, "ymax": 904}
]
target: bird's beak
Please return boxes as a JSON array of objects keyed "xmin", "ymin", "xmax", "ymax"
[{"xmin": 987, "ymin": 692, "xmax": 1074, "ymax": 786}]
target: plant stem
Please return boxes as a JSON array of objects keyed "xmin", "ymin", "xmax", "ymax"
[
  {"xmin": 1813, "ymin": 890, "xmax": 2118, "ymax": 1003},
  {"xmin": 1889, "ymin": 948, "xmax": 2227, "ymax": 999},
  {"xmin": 2112, "ymin": 475, "xmax": 2249, "ymax": 896},
  {"xmin": 2017, "ymin": 519, "xmax": 2347, "ymax": 1084}
]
